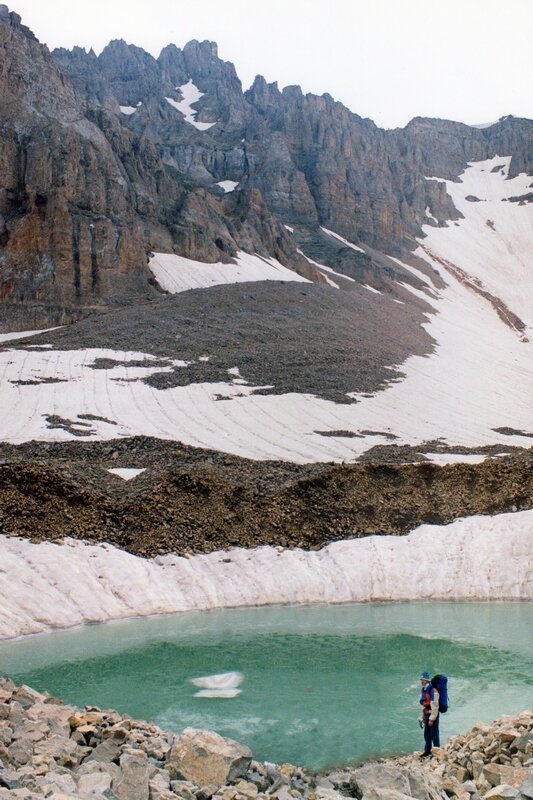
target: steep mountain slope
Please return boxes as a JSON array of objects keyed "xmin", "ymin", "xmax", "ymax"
[
  {"xmin": 0, "ymin": 9, "xmax": 313, "ymax": 328},
  {"xmin": 1, "ymin": 4, "xmax": 531, "ymax": 328},
  {"xmin": 1, "ymin": 155, "xmax": 531, "ymax": 462},
  {"xmin": 0, "ymin": 7, "xmax": 150, "ymax": 325}
]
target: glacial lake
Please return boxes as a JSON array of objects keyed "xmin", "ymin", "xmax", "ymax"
[{"xmin": 1, "ymin": 602, "xmax": 532, "ymax": 770}]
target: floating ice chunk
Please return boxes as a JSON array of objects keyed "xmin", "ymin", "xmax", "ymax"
[
  {"xmin": 191, "ymin": 671, "xmax": 243, "ymax": 689},
  {"xmin": 193, "ymin": 689, "xmax": 242, "ymax": 698}
]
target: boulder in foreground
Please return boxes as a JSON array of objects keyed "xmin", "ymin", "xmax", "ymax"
[{"xmin": 167, "ymin": 727, "xmax": 253, "ymax": 785}]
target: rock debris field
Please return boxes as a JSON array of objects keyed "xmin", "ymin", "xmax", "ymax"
[
  {"xmin": 0, "ymin": 679, "xmax": 532, "ymax": 800},
  {"xmin": 1, "ymin": 439, "xmax": 532, "ymax": 556}
]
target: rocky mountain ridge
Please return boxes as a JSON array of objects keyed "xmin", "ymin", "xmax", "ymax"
[{"xmin": 0, "ymin": 4, "xmax": 531, "ymax": 327}]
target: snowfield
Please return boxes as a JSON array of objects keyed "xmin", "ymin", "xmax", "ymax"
[
  {"xmin": 148, "ymin": 251, "xmax": 310, "ymax": 293},
  {"xmin": 0, "ymin": 510, "xmax": 531, "ymax": 640},
  {"xmin": 422, "ymin": 157, "xmax": 533, "ymax": 335},
  {"xmin": 0, "ymin": 157, "xmax": 532, "ymax": 462}
]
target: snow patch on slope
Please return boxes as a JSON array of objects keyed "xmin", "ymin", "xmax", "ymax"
[
  {"xmin": 107, "ymin": 468, "xmax": 146, "ymax": 481},
  {"xmin": 166, "ymin": 79, "xmax": 215, "ymax": 131},
  {"xmin": 321, "ymin": 227, "xmax": 366, "ymax": 253},
  {"xmin": 0, "ymin": 328, "xmax": 60, "ymax": 343},
  {"xmin": 1, "ymin": 158, "xmax": 531, "ymax": 462},
  {"xmin": 148, "ymin": 252, "xmax": 310, "ymax": 293},
  {"xmin": 297, "ymin": 248, "xmax": 358, "ymax": 287},
  {"xmin": 0, "ymin": 510, "xmax": 531, "ymax": 640},
  {"xmin": 216, "ymin": 180, "xmax": 239, "ymax": 193},
  {"xmin": 422, "ymin": 156, "xmax": 533, "ymax": 336}
]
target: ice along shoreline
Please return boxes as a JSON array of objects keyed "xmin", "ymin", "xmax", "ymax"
[{"xmin": 0, "ymin": 509, "xmax": 532, "ymax": 641}]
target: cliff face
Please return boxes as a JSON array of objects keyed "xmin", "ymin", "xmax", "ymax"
[
  {"xmin": 0, "ymin": 4, "xmax": 531, "ymax": 326},
  {"xmin": 0, "ymin": 7, "xmax": 154, "ymax": 326}
]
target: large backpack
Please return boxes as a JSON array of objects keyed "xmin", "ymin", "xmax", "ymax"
[{"xmin": 431, "ymin": 674, "xmax": 449, "ymax": 713}]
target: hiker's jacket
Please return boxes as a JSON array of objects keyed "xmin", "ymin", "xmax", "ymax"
[{"xmin": 419, "ymin": 685, "xmax": 440, "ymax": 722}]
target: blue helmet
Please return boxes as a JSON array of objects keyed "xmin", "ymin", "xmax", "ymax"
[{"xmin": 420, "ymin": 672, "xmax": 431, "ymax": 681}]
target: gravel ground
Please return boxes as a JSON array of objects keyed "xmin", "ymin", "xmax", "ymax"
[{"xmin": 5, "ymin": 281, "xmax": 435, "ymax": 404}]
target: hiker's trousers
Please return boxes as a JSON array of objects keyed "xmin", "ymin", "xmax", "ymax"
[{"xmin": 423, "ymin": 715, "xmax": 440, "ymax": 754}]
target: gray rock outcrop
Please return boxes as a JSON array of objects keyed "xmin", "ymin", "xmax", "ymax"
[{"xmin": 0, "ymin": 4, "xmax": 531, "ymax": 328}]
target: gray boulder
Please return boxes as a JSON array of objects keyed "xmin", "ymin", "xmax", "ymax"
[
  {"xmin": 361, "ymin": 789, "xmax": 418, "ymax": 800},
  {"xmin": 34, "ymin": 733, "xmax": 84, "ymax": 767},
  {"xmin": 35, "ymin": 769, "xmax": 78, "ymax": 795},
  {"xmin": 314, "ymin": 787, "xmax": 347, "ymax": 800},
  {"xmin": 351, "ymin": 763, "xmax": 443, "ymax": 800},
  {"xmin": 77, "ymin": 768, "xmax": 114, "ymax": 796},
  {"xmin": 11, "ymin": 685, "xmax": 46, "ymax": 709},
  {"xmin": 6, "ymin": 737, "xmax": 33, "ymax": 766},
  {"xmin": 483, "ymin": 766, "xmax": 530, "ymax": 790},
  {"xmin": 149, "ymin": 771, "xmax": 176, "ymax": 800},
  {"xmin": 85, "ymin": 738, "xmax": 122, "ymax": 764},
  {"xmin": 484, "ymin": 787, "xmax": 519, "ymax": 800},
  {"xmin": 520, "ymin": 780, "xmax": 533, "ymax": 800},
  {"xmin": 114, "ymin": 750, "xmax": 151, "ymax": 800},
  {"xmin": 27, "ymin": 702, "xmax": 73, "ymax": 737},
  {"xmin": 166, "ymin": 728, "xmax": 252, "ymax": 786}
]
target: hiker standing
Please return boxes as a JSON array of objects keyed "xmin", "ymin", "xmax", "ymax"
[{"xmin": 419, "ymin": 671, "xmax": 440, "ymax": 758}]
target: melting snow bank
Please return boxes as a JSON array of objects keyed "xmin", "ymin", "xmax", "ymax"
[
  {"xmin": 148, "ymin": 251, "xmax": 310, "ymax": 293},
  {"xmin": 1, "ymin": 510, "xmax": 531, "ymax": 641},
  {"xmin": 0, "ymin": 326, "xmax": 61, "ymax": 342}
]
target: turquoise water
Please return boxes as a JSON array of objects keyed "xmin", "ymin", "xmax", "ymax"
[{"xmin": 1, "ymin": 602, "xmax": 532, "ymax": 770}]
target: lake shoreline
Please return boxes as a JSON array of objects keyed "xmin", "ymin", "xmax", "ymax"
[
  {"xmin": 1, "ymin": 508, "xmax": 532, "ymax": 641},
  {"xmin": 0, "ymin": 678, "xmax": 531, "ymax": 799}
]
